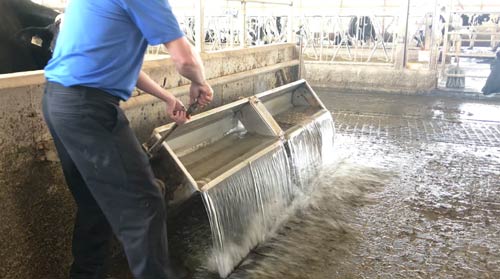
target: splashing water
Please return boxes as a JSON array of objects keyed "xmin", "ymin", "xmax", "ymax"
[
  {"xmin": 287, "ymin": 112, "xmax": 335, "ymax": 191},
  {"xmin": 228, "ymin": 160, "xmax": 394, "ymax": 279},
  {"xmin": 201, "ymin": 111, "xmax": 335, "ymax": 278},
  {"xmin": 202, "ymin": 146, "xmax": 293, "ymax": 277}
]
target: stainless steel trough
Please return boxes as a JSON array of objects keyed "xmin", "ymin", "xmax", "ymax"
[
  {"xmin": 254, "ymin": 79, "xmax": 333, "ymax": 189},
  {"xmin": 254, "ymin": 79, "xmax": 329, "ymax": 138},
  {"xmin": 144, "ymin": 98, "xmax": 283, "ymax": 206},
  {"xmin": 145, "ymin": 79, "xmax": 332, "ymax": 207}
]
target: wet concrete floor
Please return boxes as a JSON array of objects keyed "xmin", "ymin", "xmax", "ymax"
[{"xmin": 112, "ymin": 90, "xmax": 500, "ymax": 278}]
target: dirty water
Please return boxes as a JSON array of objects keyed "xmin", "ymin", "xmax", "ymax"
[{"xmin": 167, "ymin": 133, "xmax": 500, "ymax": 279}]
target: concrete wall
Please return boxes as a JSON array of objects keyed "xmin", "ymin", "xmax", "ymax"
[
  {"xmin": 304, "ymin": 62, "xmax": 438, "ymax": 94},
  {"xmin": 0, "ymin": 44, "xmax": 298, "ymax": 279}
]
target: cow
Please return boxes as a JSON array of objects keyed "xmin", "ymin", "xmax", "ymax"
[
  {"xmin": 248, "ymin": 17, "xmax": 284, "ymax": 46},
  {"xmin": 348, "ymin": 16, "xmax": 376, "ymax": 45},
  {"xmin": 457, "ymin": 13, "xmax": 499, "ymax": 50},
  {"xmin": 471, "ymin": 14, "xmax": 490, "ymax": 26},
  {"xmin": 248, "ymin": 18, "xmax": 264, "ymax": 45},
  {"xmin": 0, "ymin": 0, "xmax": 61, "ymax": 74}
]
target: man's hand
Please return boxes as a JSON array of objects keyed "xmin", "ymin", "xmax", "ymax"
[
  {"xmin": 166, "ymin": 97, "xmax": 189, "ymax": 125},
  {"xmin": 190, "ymin": 81, "xmax": 213, "ymax": 107}
]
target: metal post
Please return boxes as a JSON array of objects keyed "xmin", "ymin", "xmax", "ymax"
[
  {"xmin": 320, "ymin": 16, "xmax": 324, "ymax": 61},
  {"xmin": 299, "ymin": 31, "xmax": 304, "ymax": 79},
  {"xmin": 440, "ymin": 0, "xmax": 453, "ymax": 76},
  {"xmin": 195, "ymin": 0, "xmax": 205, "ymax": 52},
  {"xmin": 239, "ymin": 0, "xmax": 247, "ymax": 48},
  {"xmin": 429, "ymin": 0, "xmax": 440, "ymax": 70},
  {"xmin": 402, "ymin": 0, "xmax": 411, "ymax": 68},
  {"xmin": 287, "ymin": 0, "xmax": 294, "ymax": 44}
]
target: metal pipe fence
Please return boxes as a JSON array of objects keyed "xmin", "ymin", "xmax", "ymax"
[
  {"xmin": 295, "ymin": 15, "xmax": 400, "ymax": 64},
  {"xmin": 148, "ymin": 14, "xmax": 289, "ymax": 54}
]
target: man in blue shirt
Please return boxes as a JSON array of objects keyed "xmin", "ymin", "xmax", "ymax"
[{"xmin": 43, "ymin": 1, "xmax": 213, "ymax": 278}]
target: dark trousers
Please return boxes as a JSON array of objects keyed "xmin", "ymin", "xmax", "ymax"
[
  {"xmin": 42, "ymin": 82, "xmax": 174, "ymax": 279},
  {"xmin": 482, "ymin": 61, "xmax": 500, "ymax": 94}
]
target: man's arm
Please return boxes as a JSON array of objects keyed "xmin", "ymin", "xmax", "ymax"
[
  {"xmin": 164, "ymin": 37, "xmax": 205, "ymax": 85},
  {"xmin": 164, "ymin": 37, "xmax": 213, "ymax": 106},
  {"xmin": 136, "ymin": 71, "xmax": 188, "ymax": 124},
  {"xmin": 136, "ymin": 71, "xmax": 175, "ymax": 103}
]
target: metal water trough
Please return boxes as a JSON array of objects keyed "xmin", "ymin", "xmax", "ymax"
[
  {"xmin": 145, "ymin": 79, "xmax": 329, "ymax": 207},
  {"xmin": 254, "ymin": 79, "xmax": 328, "ymax": 139},
  {"xmin": 255, "ymin": 79, "xmax": 332, "ymax": 189},
  {"xmin": 144, "ymin": 98, "xmax": 283, "ymax": 207}
]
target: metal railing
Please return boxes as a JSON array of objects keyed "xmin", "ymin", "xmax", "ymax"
[
  {"xmin": 147, "ymin": 0, "xmax": 294, "ymax": 54},
  {"xmin": 295, "ymin": 15, "xmax": 400, "ymax": 63},
  {"xmin": 147, "ymin": 15, "xmax": 289, "ymax": 54}
]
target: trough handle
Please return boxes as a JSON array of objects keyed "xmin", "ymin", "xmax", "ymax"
[{"xmin": 147, "ymin": 102, "xmax": 198, "ymax": 157}]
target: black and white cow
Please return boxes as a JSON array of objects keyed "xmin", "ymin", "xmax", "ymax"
[
  {"xmin": 456, "ymin": 13, "xmax": 499, "ymax": 50},
  {"xmin": 0, "ymin": 0, "xmax": 61, "ymax": 74},
  {"xmin": 348, "ymin": 16, "xmax": 376, "ymax": 45},
  {"xmin": 248, "ymin": 17, "xmax": 285, "ymax": 46}
]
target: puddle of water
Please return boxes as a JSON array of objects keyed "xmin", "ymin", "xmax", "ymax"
[{"xmin": 459, "ymin": 103, "xmax": 500, "ymax": 122}]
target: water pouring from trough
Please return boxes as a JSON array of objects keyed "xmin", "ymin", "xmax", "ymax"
[{"xmin": 143, "ymin": 79, "xmax": 335, "ymax": 277}]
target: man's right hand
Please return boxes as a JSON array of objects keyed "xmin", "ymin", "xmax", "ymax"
[{"xmin": 190, "ymin": 81, "xmax": 213, "ymax": 107}]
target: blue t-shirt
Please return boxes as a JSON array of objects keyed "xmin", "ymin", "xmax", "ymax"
[{"xmin": 45, "ymin": 0, "xmax": 184, "ymax": 100}]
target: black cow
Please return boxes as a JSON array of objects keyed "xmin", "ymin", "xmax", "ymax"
[
  {"xmin": 348, "ymin": 16, "xmax": 376, "ymax": 44},
  {"xmin": 0, "ymin": 0, "xmax": 60, "ymax": 74}
]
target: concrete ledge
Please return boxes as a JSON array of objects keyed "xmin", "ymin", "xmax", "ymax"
[
  {"xmin": 138, "ymin": 43, "xmax": 297, "ymax": 94},
  {"xmin": 0, "ymin": 70, "xmax": 46, "ymax": 89},
  {"xmin": 305, "ymin": 62, "xmax": 437, "ymax": 94}
]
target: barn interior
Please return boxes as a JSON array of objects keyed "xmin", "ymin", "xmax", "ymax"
[{"xmin": 1, "ymin": 0, "xmax": 499, "ymax": 278}]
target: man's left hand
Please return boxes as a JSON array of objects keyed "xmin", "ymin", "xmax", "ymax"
[{"xmin": 166, "ymin": 97, "xmax": 189, "ymax": 125}]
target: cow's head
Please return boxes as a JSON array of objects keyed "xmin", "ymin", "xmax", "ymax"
[
  {"xmin": 16, "ymin": 14, "xmax": 63, "ymax": 51},
  {"xmin": 13, "ymin": 14, "xmax": 63, "ymax": 68}
]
